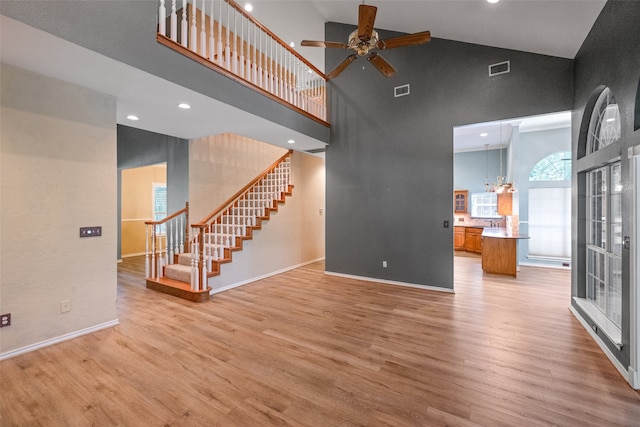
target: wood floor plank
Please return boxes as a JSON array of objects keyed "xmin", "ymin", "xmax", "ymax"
[{"xmin": 1, "ymin": 254, "xmax": 639, "ymax": 426}]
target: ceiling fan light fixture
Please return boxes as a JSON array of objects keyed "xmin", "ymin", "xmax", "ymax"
[{"xmin": 301, "ymin": 3, "xmax": 431, "ymax": 79}]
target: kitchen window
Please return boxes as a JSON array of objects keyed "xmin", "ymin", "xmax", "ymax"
[{"xmin": 471, "ymin": 192, "xmax": 500, "ymax": 218}]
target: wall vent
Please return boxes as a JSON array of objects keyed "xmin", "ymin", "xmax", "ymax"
[
  {"xmin": 394, "ymin": 84, "xmax": 410, "ymax": 98},
  {"xmin": 489, "ymin": 60, "xmax": 510, "ymax": 77}
]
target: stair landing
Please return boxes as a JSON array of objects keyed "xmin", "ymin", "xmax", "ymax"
[{"xmin": 146, "ymin": 277, "xmax": 211, "ymax": 303}]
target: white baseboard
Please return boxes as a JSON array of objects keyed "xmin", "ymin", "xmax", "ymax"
[
  {"xmin": 0, "ymin": 319, "xmax": 120, "ymax": 361},
  {"xmin": 209, "ymin": 257, "xmax": 325, "ymax": 295},
  {"xmin": 568, "ymin": 306, "xmax": 629, "ymax": 384},
  {"xmin": 121, "ymin": 252, "xmax": 147, "ymax": 258},
  {"xmin": 629, "ymin": 366, "xmax": 639, "ymax": 389},
  {"xmin": 324, "ymin": 271, "xmax": 455, "ymax": 293}
]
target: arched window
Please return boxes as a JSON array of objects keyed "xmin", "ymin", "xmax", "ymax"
[
  {"xmin": 529, "ymin": 151, "xmax": 571, "ymax": 181},
  {"xmin": 587, "ymin": 87, "xmax": 621, "ymax": 153}
]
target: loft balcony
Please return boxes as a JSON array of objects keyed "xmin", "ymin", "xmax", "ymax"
[
  {"xmin": 0, "ymin": 1, "xmax": 330, "ymax": 151},
  {"xmin": 157, "ymin": 0, "xmax": 328, "ymax": 126}
]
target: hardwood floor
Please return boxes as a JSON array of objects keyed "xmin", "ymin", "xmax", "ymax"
[{"xmin": 2, "ymin": 255, "xmax": 639, "ymax": 426}]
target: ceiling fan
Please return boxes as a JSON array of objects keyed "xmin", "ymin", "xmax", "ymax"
[{"xmin": 301, "ymin": 4, "xmax": 431, "ymax": 80}]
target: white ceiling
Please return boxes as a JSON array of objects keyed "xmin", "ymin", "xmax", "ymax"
[
  {"xmin": 1, "ymin": 1, "xmax": 605, "ymax": 153},
  {"xmin": 453, "ymin": 111, "xmax": 572, "ymax": 153}
]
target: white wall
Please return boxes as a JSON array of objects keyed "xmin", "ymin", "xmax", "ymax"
[
  {"xmin": 0, "ymin": 63, "xmax": 118, "ymax": 356},
  {"xmin": 190, "ymin": 134, "xmax": 325, "ymax": 291}
]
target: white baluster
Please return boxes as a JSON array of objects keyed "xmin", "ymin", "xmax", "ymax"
[
  {"xmin": 252, "ymin": 23, "xmax": 258, "ymax": 85},
  {"xmin": 168, "ymin": 221, "xmax": 174, "ymax": 264},
  {"xmin": 200, "ymin": 0, "xmax": 207, "ymax": 56},
  {"xmin": 225, "ymin": 1, "xmax": 231, "ymax": 70},
  {"xmin": 257, "ymin": 31, "xmax": 263, "ymax": 88},
  {"xmin": 190, "ymin": 0, "xmax": 197, "ymax": 52},
  {"xmin": 159, "ymin": 0, "xmax": 166, "ymax": 36},
  {"xmin": 180, "ymin": 0, "xmax": 187, "ymax": 47},
  {"xmin": 239, "ymin": 18, "xmax": 245, "ymax": 79},
  {"xmin": 232, "ymin": 9, "xmax": 238, "ymax": 75},
  {"xmin": 151, "ymin": 226, "xmax": 156, "ymax": 278},
  {"xmin": 216, "ymin": 0, "xmax": 223, "ymax": 65},
  {"xmin": 190, "ymin": 236, "xmax": 196, "ymax": 290},
  {"xmin": 171, "ymin": 0, "xmax": 178, "ymax": 42},
  {"xmin": 179, "ymin": 215, "xmax": 184, "ymax": 254},
  {"xmin": 209, "ymin": 0, "xmax": 214, "ymax": 60},
  {"xmin": 158, "ymin": 228, "xmax": 164, "ymax": 278},
  {"xmin": 245, "ymin": 22, "xmax": 251, "ymax": 80},
  {"xmin": 145, "ymin": 225, "xmax": 150, "ymax": 278},
  {"xmin": 206, "ymin": 224, "xmax": 212, "ymax": 272}
]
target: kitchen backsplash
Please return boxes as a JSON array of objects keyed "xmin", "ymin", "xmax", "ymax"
[{"xmin": 454, "ymin": 212, "xmax": 505, "ymax": 227}]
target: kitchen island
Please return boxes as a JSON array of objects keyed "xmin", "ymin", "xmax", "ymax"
[{"xmin": 481, "ymin": 228, "xmax": 529, "ymax": 278}]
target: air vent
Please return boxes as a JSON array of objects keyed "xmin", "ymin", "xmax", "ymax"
[
  {"xmin": 305, "ymin": 148, "xmax": 326, "ymax": 154},
  {"xmin": 394, "ymin": 84, "xmax": 410, "ymax": 98},
  {"xmin": 489, "ymin": 60, "xmax": 510, "ymax": 77}
]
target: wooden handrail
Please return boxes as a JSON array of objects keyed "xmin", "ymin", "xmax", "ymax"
[
  {"xmin": 224, "ymin": 0, "xmax": 326, "ymax": 80},
  {"xmin": 193, "ymin": 150, "xmax": 293, "ymax": 226},
  {"xmin": 145, "ymin": 202, "xmax": 189, "ymax": 226}
]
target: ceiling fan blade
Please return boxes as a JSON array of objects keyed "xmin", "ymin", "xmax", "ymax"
[
  {"xmin": 367, "ymin": 52, "xmax": 396, "ymax": 78},
  {"xmin": 357, "ymin": 4, "xmax": 377, "ymax": 41},
  {"xmin": 301, "ymin": 40, "xmax": 349, "ymax": 49},
  {"xmin": 377, "ymin": 31, "xmax": 431, "ymax": 50},
  {"xmin": 327, "ymin": 54, "xmax": 358, "ymax": 80}
]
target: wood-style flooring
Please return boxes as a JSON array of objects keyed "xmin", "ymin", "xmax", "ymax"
[{"xmin": 1, "ymin": 255, "xmax": 639, "ymax": 426}]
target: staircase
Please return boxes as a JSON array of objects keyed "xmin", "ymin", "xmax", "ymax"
[{"xmin": 145, "ymin": 151, "xmax": 293, "ymax": 302}]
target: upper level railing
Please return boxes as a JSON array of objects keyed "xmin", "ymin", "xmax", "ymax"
[{"xmin": 157, "ymin": 0, "xmax": 328, "ymax": 124}]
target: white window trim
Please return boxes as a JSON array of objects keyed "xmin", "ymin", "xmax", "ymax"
[{"xmin": 573, "ymin": 297, "xmax": 622, "ymax": 349}]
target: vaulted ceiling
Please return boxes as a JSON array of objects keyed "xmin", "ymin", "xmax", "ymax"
[{"xmin": 1, "ymin": 1, "xmax": 607, "ymax": 153}]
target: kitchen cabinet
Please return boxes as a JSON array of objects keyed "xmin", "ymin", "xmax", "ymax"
[
  {"xmin": 481, "ymin": 228, "xmax": 529, "ymax": 277},
  {"xmin": 464, "ymin": 227, "xmax": 483, "ymax": 254},
  {"xmin": 454, "ymin": 226, "xmax": 465, "ymax": 250},
  {"xmin": 454, "ymin": 190, "xmax": 468, "ymax": 213},
  {"xmin": 497, "ymin": 192, "xmax": 512, "ymax": 216}
]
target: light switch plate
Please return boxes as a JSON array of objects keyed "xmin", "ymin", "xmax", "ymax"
[{"xmin": 80, "ymin": 226, "xmax": 102, "ymax": 238}]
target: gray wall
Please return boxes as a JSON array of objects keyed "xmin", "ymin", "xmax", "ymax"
[
  {"xmin": 0, "ymin": 0, "xmax": 329, "ymax": 145},
  {"xmin": 571, "ymin": 1, "xmax": 640, "ymax": 369},
  {"xmin": 117, "ymin": 125, "xmax": 189, "ymax": 259},
  {"xmin": 325, "ymin": 22, "xmax": 573, "ymax": 289}
]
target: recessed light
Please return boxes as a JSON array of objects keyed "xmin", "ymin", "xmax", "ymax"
[
  {"xmin": 178, "ymin": 103, "xmax": 191, "ymax": 109},
  {"xmin": 244, "ymin": 3, "xmax": 253, "ymax": 12},
  {"xmin": 487, "ymin": 0, "xmax": 499, "ymax": 3},
  {"xmin": 287, "ymin": 139, "xmax": 295, "ymax": 144},
  {"xmin": 126, "ymin": 114, "xmax": 139, "ymax": 121},
  {"xmin": 289, "ymin": 42, "xmax": 296, "ymax": 48},
  {"xmin": 480, "ymin": 132, "xmax": 488, "ymax": 137}
]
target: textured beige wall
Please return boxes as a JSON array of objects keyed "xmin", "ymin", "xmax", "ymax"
[
  {"xmin": 121, "ymin": 165, "xmax": 166, "ymax": 256},
  {"xmin": 0, "ymin": 64, "xmax": 118, "ymax": 355},
  {"xmin": 194, "ymin": 143, "xmax": 326, "ymax": 292},
  {"xmin": 189, "ymin": 133, "xmax": 288, "ymax": 223}
]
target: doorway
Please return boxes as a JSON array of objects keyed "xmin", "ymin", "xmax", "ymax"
[
  {"xmin": 452, "ymin": 111, "xmax": 572, "ymax": 272},
  {"xmin": 120, "ymin": 163, "xmax": 167, "ymax": 259}
]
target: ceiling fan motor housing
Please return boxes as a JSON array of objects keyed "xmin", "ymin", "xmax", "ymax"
[{"xmin": 348, "ymin": 29, "xmax": 379, "ymax": 56}]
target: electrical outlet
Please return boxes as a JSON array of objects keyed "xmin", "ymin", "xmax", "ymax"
[
  {"xmin": 61, "ymin": 300, "xmax": 71, "ymax": 313},
  {"xmin": 0, "ymin": 313, "xmax": 10, "ymax": 327},
  {"xmin": 382, "ymin": 261, "xmax": 388, "ymax": 268}
]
